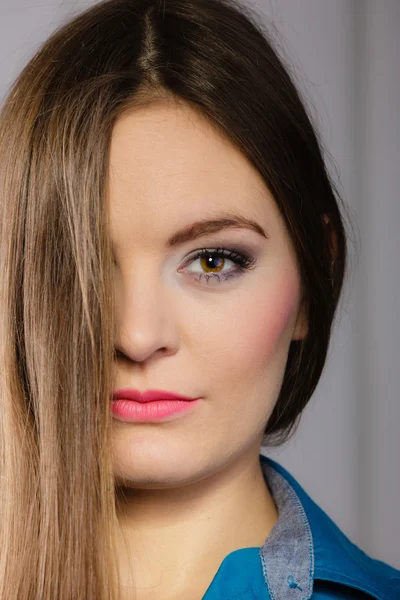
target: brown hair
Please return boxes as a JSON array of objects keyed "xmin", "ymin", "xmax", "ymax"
[{"xmin": 0, "ymin": 0, "xmax": 351, "ymax": 597}]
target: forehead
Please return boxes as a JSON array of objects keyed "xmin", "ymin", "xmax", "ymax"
[{"xmin": 107, "ymin": 99, "xmax": 282, "ymax": 243}]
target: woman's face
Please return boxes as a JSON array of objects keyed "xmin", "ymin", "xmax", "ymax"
[{"xmin": 108, "ymin": 98, "xmax": 307, "ymax": 489}]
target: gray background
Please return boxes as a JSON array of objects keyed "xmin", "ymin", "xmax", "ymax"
[{"xmin": 0, "ymin": 0, "xmax": 398, "ymax": 570}]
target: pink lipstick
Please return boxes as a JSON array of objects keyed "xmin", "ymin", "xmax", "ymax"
[{"xmin": 111, "ymin": 388, "xmax": 202, "ymax": 422}]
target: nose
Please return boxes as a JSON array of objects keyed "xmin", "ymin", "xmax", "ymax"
[{"xmin": 114, "ymin": 275, "xmax": 179, "ymax": 364}]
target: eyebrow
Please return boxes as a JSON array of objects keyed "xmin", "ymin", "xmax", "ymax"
[{"xmin": 166, "ymin": 213, "xmax": 269, "ymax": 248}]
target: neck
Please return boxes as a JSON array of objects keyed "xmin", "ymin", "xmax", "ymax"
[{"xmin": 114, "ymin": 449, "xmax": 278, "ymax": 599}]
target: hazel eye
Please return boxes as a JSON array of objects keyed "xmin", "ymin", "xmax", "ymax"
[
  {"xmin": 179, "ymin": 247, "xmax": 256, "ymax": 284},
  {"xmin": 196, "ymin": 253, "xmax": 227, "ymax": 274}
]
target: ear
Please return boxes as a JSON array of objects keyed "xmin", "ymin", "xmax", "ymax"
[
  {"xmin": 291, "ymin": 295, "xmax": 308, "ymax": 341},
  {"xmin": 323, "ymin": 213, "xmax": 338, "ymax": 265},
  {"xmin": 291, "ymin": 213, "xmax": 338, "ymax": 342}
]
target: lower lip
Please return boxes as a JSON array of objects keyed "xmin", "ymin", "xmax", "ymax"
[{"xmin": 111, "ymin": 398, "xmax": 202, "ymax": 422}]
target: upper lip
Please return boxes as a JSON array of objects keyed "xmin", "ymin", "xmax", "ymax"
[{"xmin": 112, "ymin": 389, "xmax": 199, "ymax": 403}]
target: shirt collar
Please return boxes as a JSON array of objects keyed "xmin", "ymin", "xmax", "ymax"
[
  {"xmin": 260, "ymin": 453, "xmax": 400, "ymax": 600},
  {"xmin": 259, "ymin": 454, "xmax": 313, "ymax": 600}
]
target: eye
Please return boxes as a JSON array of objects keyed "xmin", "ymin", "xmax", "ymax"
[{"xmin": 178, "ymin": 247, "xmax": 256, "ymax": 284}]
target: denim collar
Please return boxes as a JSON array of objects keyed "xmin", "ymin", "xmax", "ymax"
[
  {"xmin": 260, "ymin": 453, "xmax": 400, "ymax": 600},
  {"xmin": 259, "ymin": 454, "xmax": 313, "ymax": 600}
]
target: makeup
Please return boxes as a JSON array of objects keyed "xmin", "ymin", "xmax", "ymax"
[{"xmin": 111, "ymin": 398, "xmax": 202, "ymax": 422}]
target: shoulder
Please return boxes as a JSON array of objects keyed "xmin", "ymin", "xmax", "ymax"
[
  {"xmin": 312, "ymin": 579, "xmax": 385, "ymax": 598},
  {"xmin": 311, "ymin": 552, "xmax": 400, "ymax": 600}
]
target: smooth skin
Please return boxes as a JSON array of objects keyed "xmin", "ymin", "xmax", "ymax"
[{"xmin": 108, "ymin": 97, "xmax": 309, "ymax": 599}]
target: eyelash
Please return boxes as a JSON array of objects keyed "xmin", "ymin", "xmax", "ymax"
[{"xmin": 179, "ymin": 247, "xmax": 257, "ymax": 284}]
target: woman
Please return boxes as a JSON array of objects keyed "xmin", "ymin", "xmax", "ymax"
[{"xmin": 0, "ymin": 0, "xmax": 398, "ymax": 598}]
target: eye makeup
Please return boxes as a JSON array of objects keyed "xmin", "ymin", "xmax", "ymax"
[{"xmin": 178, "ymin": 246, "xmax": 257, "ymax": 284}]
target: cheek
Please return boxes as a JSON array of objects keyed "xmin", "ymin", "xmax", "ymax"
[
  {"xmin": 254, "ymin": 268, "xmax": 301, "ymax": 356},
  {"xmin": 210, "ymin": 264, "xmax": 301, "ymax": 381}
]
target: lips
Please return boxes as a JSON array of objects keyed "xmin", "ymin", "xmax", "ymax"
[{"xmin": 112, "ymin": 388, "xmax": 199, "ymax": 403}]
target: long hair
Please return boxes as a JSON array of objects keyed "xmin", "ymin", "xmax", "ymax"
[{"xmin": 0, "ymin": 0, "xmax": 350, "ymax": 597}]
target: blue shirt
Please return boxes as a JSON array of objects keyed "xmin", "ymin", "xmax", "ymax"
[{"xmin": 202, "ymin": 453, "xmax": 400, "ymax": 599}]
